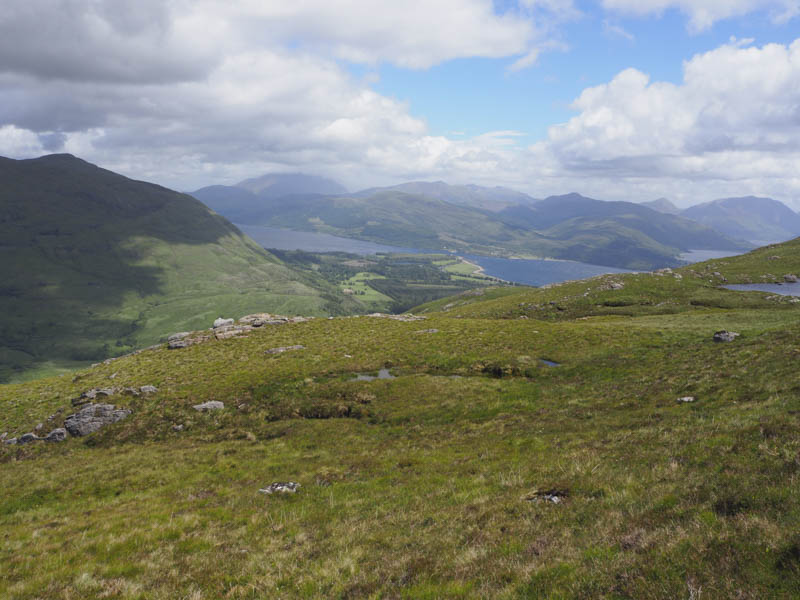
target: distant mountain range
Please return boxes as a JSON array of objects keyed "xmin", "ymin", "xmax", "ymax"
[
  {"xmin": 681, "ymin": 197, "xmax": 800, "ymax": 244},
  {"xmin": 192, "ymin": 177, "xmax": 752, "ymax": 270},
  {"xmin": 0, "ymin": 155, "xmax": 353, "ymax": 382}
]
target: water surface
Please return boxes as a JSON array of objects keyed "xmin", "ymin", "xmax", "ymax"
[{"xmin": 723, "ymin": 283, "xmax": 800, "ymax": 296}]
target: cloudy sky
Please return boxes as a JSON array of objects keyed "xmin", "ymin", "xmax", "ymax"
[{"xmin": 1, "ymin": 0, "xmax": 799, "ymax": 206}]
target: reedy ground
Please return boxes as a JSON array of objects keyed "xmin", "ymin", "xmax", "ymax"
[{"xmin": 2, "ymin": 241, "xmax": 800, "ymax": 598}]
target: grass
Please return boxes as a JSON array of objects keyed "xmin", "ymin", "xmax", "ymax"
[{"xmin": 2, "ymin": 240, "xmax": 800, "ymax": 598}]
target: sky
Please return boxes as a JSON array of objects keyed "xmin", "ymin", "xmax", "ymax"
[{"xmin": 1, "ymin": 0, "xmax": 799, "ymax": 207}]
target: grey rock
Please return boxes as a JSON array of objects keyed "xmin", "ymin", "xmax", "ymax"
[
  {"xmin": 415, "ymin": 329, "xmax": 439, "ymax": 334},
  {"xmin": 72, "ymin": 387, "xmax": 118, "ymax": 406},
  {"xmin": 609, "ymin": 282, "xmax": 624, "ymax": 290},
  {"xmin": 172, "ymin": 424, "xmax": 184, "ymax": 432},
  {"xmin": 120, "ymin": 387, "xmax": 141, "ymax": 397},
  {"xmin": 713, "ymin": 330, "xmax": 740, "ymax": 343},
  {"xmin": 0, "ymin": 432, "xmax": 6, "ymax": 441},
  {"xmin": 18, "ymin": 433, "xmax": 41, "ymax": 444},
  {"xmin": 34, "ymin": 422, "xmax": 43, "ymax": 432},
  {"xmin": 139, "ymin": 385, "xmax": 158, "ymax": 394},
  {"xmin": 265, "ymin": 345, "xmax": 305, "ymax": 354},
  {"xmin": 44, "ymin": 428, "xmax": 67, "ymax": 442},
  {"xmin": 168, "ymin": 331, "xmax": 192, "ymax": 342},
  {"xmin": 784, "ymin": 274, "xmax": 798, "ymax": 283},
  {"xmin": 4, "ymin": 438, "xmax": 17, "ymax": 445},
  {"xmin": 193, "ymin": 401, "xmax": 224, "ymax": 412},
  {"xmin": 259, "ymin": 482, "xmax": 301, "ymax": 494},
  {"xmin": 677, "ymin": 396, "xmax": 695, "ymax": 403},
  {"xmin": 213, "ymin": 317, "xmax": 234, "ymax": 328},
  {"xmin": 168, "ymin": 339, "xmax": 190, "ymax": 350},
  {"xmin": 64, "ymin": 403, "xmax": 131, "ymax": 437}
]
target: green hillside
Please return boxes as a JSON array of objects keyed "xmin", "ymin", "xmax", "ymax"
[
  {"xmin": 0, "ymin": 154, "xmax": 356, "ymax": 383},
  {"xmin": 2, "ymin": 239, "xmax": 800, "ymax": 598}
]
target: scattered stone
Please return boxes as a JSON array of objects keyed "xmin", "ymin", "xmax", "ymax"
[
  {"xmin": 172, "ymin": 424, "xmax": 184, "ymax": 432},
  {"xmin": 33, "ymin": 422, "xmax": 43, "ymax": 432},
  {"xmin": 237, "ymin": 403, "xmax": 248, "ymax": 411},
  {"xmin": 44, "ymin": 428, "xmax": 67, "ymax": 443},
  {"xmin": 0, "ymin": 432, "xmax": 6, "ymax": 441},
  {"xmin": 213, "ymin": 317, "xmax": 235, "ymax": 328},
  {"xmin": 64, "ymin": 403, "xmax": 131, "ymax": 437},
  {"xmin": 17, "ymin": 433, "xmax": 41, "ymax": 444},
  {"xmin": 121, "ymin": 387, "xmax": 141, "ymax": 397},
  {"xmin": 193, "ymin": 401, "xmax": 224, "ymax": 412},
  {"xmin": 655, "ymin": 268, "xmax": 673, "ymax": 274},
  {"xmin": 784, "ymin": 274, "xmax": 798, "ymax": 283},
  {"xmin": 609, "ymin": 282, "xmax": 624, "ymax": 290},
  {"xmin": 259, "ymin": 482, "xmax": 301, "ymax": 494},
  {"xmin": 265, "ymin": 345, "xmax": 305, "ymax": 354},
  {"xmin": 72, "ymin": 387, "xmax": 118, "ymax": 407},
  {"xmin": 713, "ymin": 330, "xmax": 740, "ymax": 343},
  {"xmin": 677, "ymin": 396, "xmax": 695, "ymax": 403},
  {"xmin": 139, "ymin": 385, "xmax": 158, "ymax": 394},
  {"xmin": 4, "ymin": 438, "xmax": 18, "ymax": 445},
  {"xmin": 109, "ymin": 372, "xmax": 118, "ymax": 380},
  {"xmin": 414, "ymin": 329, "xmax": 439, "ymax": 334},
  {"xmin": 523, "ymin": 489, "xmax": 567, "ymax": 504}
]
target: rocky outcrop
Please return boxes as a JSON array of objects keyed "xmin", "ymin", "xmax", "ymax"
[
  {"xmin": 213, "ymin": 317, "xmax": 235, "ymax": 328},
  {"xmin": 44, "ymin": 428, "xmax": 67, "ymax": 442},
  {"xmin": 72, "ymin": 386, "xmax": 157, "ymax": 406},
  {"xmin": 64, "ymin": 403, "xmax": 131, "ymax": 437}
]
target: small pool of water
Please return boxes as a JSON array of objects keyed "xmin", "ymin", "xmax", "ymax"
[
  {"xmin": 351, "ymin": 368, "xmax": 396, "ymax": 381},
  {"xmin": 540, "ymin": 359, "xmax": 560, "ymax": 367},
  {"xmin": 723, "ymin": 283, "xmax": 800, "ymax": 297}
]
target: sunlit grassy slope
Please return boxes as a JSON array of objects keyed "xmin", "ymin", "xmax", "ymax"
[
  {"xmin": 2, "ymin": 239, "xmax": 800, "ymax": 598},
  {"xmin": 0, "ymin": 154, "xmax": 356, "ymax": 382}
]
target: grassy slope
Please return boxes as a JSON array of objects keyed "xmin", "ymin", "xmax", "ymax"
[
  {"xmin": 0, "ymin": 155, "xmax": 354, "ymax": 382},
  {"xmin": 2, "ymin": 240, "xmax": 800, "ymax": 598}
]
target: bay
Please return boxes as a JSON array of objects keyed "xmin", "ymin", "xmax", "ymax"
[{"xmin": 239, "ymin": 225, "xmax": 636, "ymax": 287}]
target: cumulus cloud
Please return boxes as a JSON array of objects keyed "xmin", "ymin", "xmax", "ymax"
[{"xmin": 602, "ymin": 0, "xmax": 800, "ymax": 32}]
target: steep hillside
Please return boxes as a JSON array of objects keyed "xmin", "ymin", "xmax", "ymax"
[
  {"xmin": 3, "ymin": 239, "xmax": 800, "ymax": 598},
  {"xmin": 681, "ymin": 196, "xmax": 800, "ymax": 243},
  {"xmin": 0, "ymin": 154, "xmax": 355, "ymax": 382}
]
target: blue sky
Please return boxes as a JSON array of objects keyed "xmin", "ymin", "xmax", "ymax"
[
  {"xmin": 366, "ymin": 3, "xmax": 800, "ymax": 145},
  {"xmin": 0, "ymin": 1, "xmax": 799, "ymax": 206}
]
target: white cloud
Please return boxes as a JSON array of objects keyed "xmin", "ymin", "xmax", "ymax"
[{"xmin": 602, "ymin": 0, "xmax": 800, "ymax": 32}]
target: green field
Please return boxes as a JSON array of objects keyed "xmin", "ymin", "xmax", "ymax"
[{"xmin": 2, "ymin": 240, "xmax": 800, "ymax": 598}]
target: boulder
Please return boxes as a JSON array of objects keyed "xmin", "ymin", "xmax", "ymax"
[
  {"xmin": 139, "ymin": 385, "xmax": 158, "ymax": 394},
  {"xmin": 259, "ymin": 482, "xmax": 301, "ymax": 494},
  {"xmin": 44, "ymin": 428, "xmax": 67, "ymax": 442},
  {"xmin": 713, "ymin": 330, "xmax": 740, "ymax": 343},
  {"xmin": 168, "ymin": 331, "xmax": 191, "ymax": 342},
  {"xmin": 784, "ymin": 274, "xmax": 798, "ymax": 283},
  {"xmin": 213, "ymin": 317, "xmax": 234, "ymax": 328},
  {"xmin": 193, "ymin": 401, "xmax": 224, "ymax": 412},
  {"xmin": 17, "ymin": 433, "xmax": 41, "ymax": 444},
  {"xmin": 168, "ymin": 340, "xmax": 190, "ymax": 349},
  {"xmin": 64, "ymin": 403, "xmax": 131, "ymax": 437}
]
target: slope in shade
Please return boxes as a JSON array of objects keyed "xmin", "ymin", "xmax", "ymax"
[{"xmin": 0, "ymin": 154, "xmax": 350, "ymax": 382}]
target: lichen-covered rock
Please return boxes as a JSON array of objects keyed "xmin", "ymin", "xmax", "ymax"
[
  {"xmin": 44, "ymin": 428, "xmax": 67, "ymax": 442},
  {"xmin": 64, "ymin": 403, "xmax": 131, "ymax": 437},
  {"xmin": 265, "ymin": 345, "xmax": 305, "ymax": 354},
  {"xmin": 259, "ymin": 482, "xmax": 301, "ymax": 494},
  {"xmin": 713, "ymin": 330, "xmax": 740, "ymax": 343},
  {"xmin": 193, "ymin": 401, "xmax": 224, "ymax": 412}
]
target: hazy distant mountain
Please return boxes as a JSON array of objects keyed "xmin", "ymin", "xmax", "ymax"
[
  {"xmin": 681, "ymin": 196, "xmax": 800, "ymax": 244},
  {"xmin": 641, "ymin": 198, "xmax": 681, "ymax": 214},
  {"xmin": 353, "ymin": 181, "xmax": 538, "ymax": 212},
  {"xmin": 216, "ymin": 188, "xmax": 751, "ymax": 270},
  {"xmin": 237, "ymin": 173, "xmax": 348, "ymax": 197},
  {"xmin": 0, "ymin": 155, "xmax": 350, "ymax": 381},
  {"xmin": 193, "ymin": 173, "xmax": 347, "ymax": 222}
]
